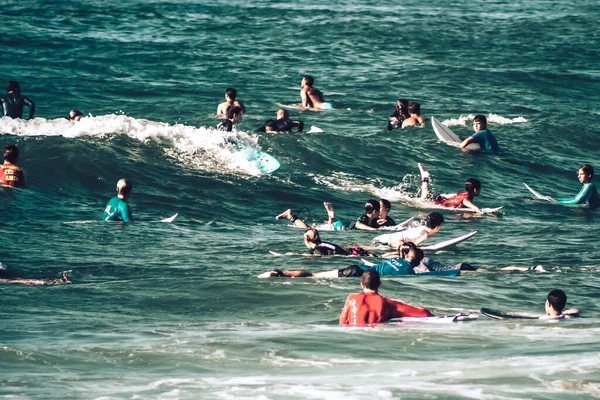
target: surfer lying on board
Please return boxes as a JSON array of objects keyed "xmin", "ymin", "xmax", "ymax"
[
  {"xmin": 1, "ymin": 144, "xmax": 25, "ymax": 188},
  {"xmin": 101, "ymin": 179, "xmax": 133, "ymax": 222},
  {"xmin": 546, "ymin": 289, "xmax": 580, "ymax": 318},
  {"xmin": 339, "ymin": 269, "xmax": 433, "ymax": 325},
  {"xmin": 258, "ymin": 109, "xmax": 304, "ymax": 133},
  {"xmin": 384, "ymin": 242, "xmax": 478, "ymax": 272},
  {"xmin": 401, "ymin": 102, "xmax": 426, "ymax": 128},
  {"xmin": 419, "ymin": 164, "xmax": 484, "ymax": 214},
  {"xmin": 300, "ymin": 75, "xmax": 333, "ymax": 110},
  {"xmin": 551, "ymin": 164, "xmax": 599, "ymax": 208},
  {"xmin": 459, "ymin": 114, "xmax": 499, "ymax": 154},
  {"xmin": 216, "ymin": 88, "xmax": 246, "ymax": 118},
  {"xmin": 0, "ymin": 263, "xmax": 70, "ymax": 285},
  {"xmin": 373, "ymin": 212, "xmax": 444, "ymax": 249}
]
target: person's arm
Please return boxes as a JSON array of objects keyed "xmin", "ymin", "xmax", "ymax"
[
  {"xmin": 387, "ymin": 298, "xmax": 433, "ymax": 318},
  {"xmin": 0, "ymin": 96, "xmax": 7, "ymax": 117},
  {"xmin": 339, "ymin": 295, "xmax": 352, "ymax": 324},
  {"xmin": 300, "ymin": 88, "xmax": 310, "ymax": 108},
  {"xmin": 460, "ymin": 136, "xmax": 474, "ymax": 148},
  {"xmin": 562, "ymin": 308, "xmax": 580, "ymax": 317},
  {"xmin": 216, "ymin": 103, "xmax": 226, "ymax": 118},
  {"xmin": 462, "ymin": 198, "xmax": 482, "ymax": 213},
  {"xmin": 354, "ymin": 221, "xmax": 378, "ymax": 231},
  {"xmin": 556, "ymin": 184, "xmax": 591, "ymax": 205},
  {"xmin": 120, "ymin": 202, "xmax": 133, "ymax": 223},
  {"xmin": 24, "ymin": 96, "xmax": 35, "ymax": 119},
  {"xmin": 291, "ymin": 120, "xmax": 304, "ymax": 133}
]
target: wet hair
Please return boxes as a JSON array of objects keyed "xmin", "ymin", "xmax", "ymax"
[
  {"xmin": 365, "ymin": 199, "xmax": 380, "ymax": 214},
  {"xmin": 579, "ymin": 164, "xmax": 594, "ymax": 179},
  {"xmin": 226, "ymin": 106, "xmax": 243, "ymax": 120},
  {"xmin": 3, "ymin": 145, "xmax": 19, "ymax": 164},
  {"xmin": 264, "ymin": 120, "xmax": 277, "ymax": 130},
  {"xmin": 361, "ymin": 269, "xmax": 381, "ymax": 291},
  {"xmin": 465, "ymin": 178, "xmax": 481, "ymax": 194},
  {"xmin": 6, "ymin": 81, "xmax": 20, "ymax": 94},
  {"xmin": 407, "ymin": 248, "xmax": 424, "ymax": 266},
  {"xmin": 225, "ymin": 88, "xmax": 237, "ymax": 100},
  {"xmin": 398, "ymin": 241, "xmax": 418, "ymax": 258},
  {"xmin": 304, "ymin": 227, "xmax": 321, "ymax": 245},
  {"xmin": 69, "ymin": 110, "xmax": 83, "ymax": 120},
  {"xmin": 425, "ymin": 212, "xmax": 444, "ymax": 229},
  {"xmin": 547, "ymin": 289, "xmax": 567, "ymax": 313},
  {"xmin": 303, "ymin": 75, "xmax": 314, "ymax": 86},
  {"xmin": 380, "ymin": 199, "xmax": 391, "ymax": 211},
  {"xmin": 116, "ymin": 178, "xmax": 133, "ymax": 195},
  {"xmin": 408, "ymin": 102, "xmax": 421, "ymax": 115},
  {"xmin": 473, "ymin": 114, "xmax": 487, "ymax": 125}
]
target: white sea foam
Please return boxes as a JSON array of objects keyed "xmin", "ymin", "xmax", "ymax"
[{"xmin": 442, "ymin": 113, "xmax": 528, "ymax": 127}]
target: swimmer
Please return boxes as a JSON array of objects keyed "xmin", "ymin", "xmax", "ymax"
[
  {"xmin": 216, "ymin": 106, "xmax": 243, "ymax": 132},
  {"xmin": 460, "ymin": 114, "xmax": 499, "ymax": 154},
  {"xmin": 545, "ymin": 289, "xmax": 580, "ymax": 318},
  {"xmin": 0, "ymin": 81, "xmax": 35, "ymax": 119},
  {"xmin": 259, "ymin": 109, "xmax": 304, "ymax": 133},
  {"xmin": 401, "ymin": 102, "xmax": 426, "ymax": 128},
  {"xmin": 69, "ymin": 109, "xmax": 83, "ymax": 121},
  {"xmin": 549, "ymin": 164, "xmax": 599, "ymax": 208},
  {"xmin": 339, "ymin": 269, "xmax": 433, "ymax": 325},
  {"xmin": 387, "ymin": 99, "xmax": 409, "ymax": 130},
  {"xmin": 300, "ymin": 75, "xmax": 333, "ymax": 110},
  {"xmin": 216, "ymin": 88, "xmax": 246, "ymax": 118},
  {"xmin": 374, "ymin": 212, "xmax": 444, "ymax": 250},
  {"xmin": 0, "ymin": 144, "xmax": 25, "ymax": 188},
  {"xmin": 419, "ymin": 163, "xmax": 484, "ymax": 213},
  {"xmin": 0, "ymin": 263, "xmax": 70, "ymax": 285},
  {"xmin": 101, "ymin": 178, "xmax": 133, "ymax": 222}
]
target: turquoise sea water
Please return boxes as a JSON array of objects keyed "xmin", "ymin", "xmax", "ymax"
[{"xmin": 1, "ymin": 1, "xmax": 599, "ymax": 398}]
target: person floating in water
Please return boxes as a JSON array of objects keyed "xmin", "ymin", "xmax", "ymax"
[
  {"xmin": 300, "ymin": 75, "xmax": 333, "ymax": 110},
  {"xmin": 259, "ymin": 109, "xmax": 304, "ymax": 133},
  {"xmin": 0, "ymin": 262, "xmax": 70, "ymax": 285},
  {"xmin": 69, "ymin": 109, "xmax": 83, "ymax": 121},
  {"xmin": 545, "ymin": 289, "xmax": 580, "ymax": 318},
  {"xmin": 216, "ymin": 106, "xmax": 243, "ymax": 132},
  {"xmin": 339, "ymin": 269, "xmax": 433, "ymax": 325},
  {"xmin": 551, "ymin": 164, "xmax": 599, "ymax": 208},
  {"xmin": 0, "ymin": 81, "xmax": 35, "ymax": 119},
  {"xmin": 401, "ymin": 102, "xmax": 426, "ymax": 128},
  {"xmin": 101, "ymin": 179, "xmax": 133, "ymax": 222},
  {"xmin": 460, "ymin": 114, "xmax": 499, "ymax": 154},
  {"xmin": 387, "ymin": 99, "xmax": 409, "ymax": 130},
  {"xmin": 419, "ymin": 163, "xmax": 484, "ymax": 213},
  {"xmin": 0, "ymin": 144, "xmax": 25, "ymax": 188},
  {"xmin": 216, "ymin": 88, "xmax": 245, "ymax": 118}
]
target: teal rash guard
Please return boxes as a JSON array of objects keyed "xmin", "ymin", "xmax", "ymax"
[
  {"xmin": 364, "ymin": 258, "xmax": 415, "ymax": 276},
  {"xmin": 101, "ymin": 196, "xmax": 133, "ymax": 222},
  {"xmin": 556, "ymin": 182, "xmax": 599, "ymax": 208}
]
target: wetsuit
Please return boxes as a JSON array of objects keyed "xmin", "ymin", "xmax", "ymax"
[
  {"xmin": 309, "ymin": 241, "xmax": 347, "ymax": 256},
  {"xmin": 0, "ymin": 92, "xmax": 35, "ymax": 119},
  {"xmin": 263, "ymin": 118, "xmax": 304, "ymax": 133},
  {"xmin": 364, "ymin": 258, "xmax": 415, "ymax": 276},
  {"xmin": 387, "ymin": 110, "xmax": 407, "ymax": 130},
  {"xmin": 378, "ymin": 216, "xmax": 396, "ymax": 227},
  {"xmin": 339, "ymin": 292, "xmax": 433, "ymax": 325},
  {"xmin": 0, "ymin": 162, "xmax": 24, "ymax": 187},
  {"xmin": 101, "ymin": 196, "xmax": 133, "ymax": 222},
  {"xmin": 348, "ymin": 213, "xmax": 380, "ymax": 230},
  {"xmin": 556, "ymin": 182, "xmax": 599, "ymax": 208},
  {"xmin": 469, "ymin": 128, "xmax": 499, "ymax": 154},
  {"xmin": 216, "ymin": 120, "xmax": 233, "ymax": 132},
  {"xmin": 433, "ymin": 191, "xmax": 472, "ymax": 209}
]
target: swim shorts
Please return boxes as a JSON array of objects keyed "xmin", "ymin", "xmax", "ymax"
[{"xmin": 338, "ymin": 265, "xmax": 365, "ymax": 277}]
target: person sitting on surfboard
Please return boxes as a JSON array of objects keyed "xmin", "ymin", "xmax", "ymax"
[
  {"xmin": 419, "ymin": 164, "xmax": 484, "ymax": 213},
  {"xmin": 216, "ymin": 88, "xmax": 245, "ymax": 118},
  {"xmin": 373, "ymin": 212, "xmax": 444, "ymax": 249},
  {"xmin": 300, "ymin": 75, "xmax": 333, "ymax": 110},
  {"xmin": 459, "ymin": 114, "xmax": 499, "ymax": 154},
  {"xmin": 0, "ymin": 144, "xmax": 25, "ymax": 188},
  {"xmin": 387, "ymin": 99, "xmax": 409, "ymax": 130},
  {"xmin": 546, "ymin": 289, "xmax": 580, "ymax": 318},
  {"xmin": 401, "ymin": 102, "xmax": 426, "ymax": 128},
  {"xmin": 216, "ymin": 106, "xmax": 243, "ymax": 132},
  {"xmin": 339, "ymin": 269, "xmax": 433, "ymax": 325},
  {"xmin": 258, "ymin": 109, "xmax": 304, "ymax": 133},
  {"xmin": 101, "ymin": 179, "xmax": 133, "ymax": 223},
  {"xmin": 553, "ymin": 164, "xmax": 599, "ymax": 208}
]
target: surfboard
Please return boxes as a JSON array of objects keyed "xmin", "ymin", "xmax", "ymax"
[
  {"xmin": 389, "ymin": 313, "xmax": 479, "ymax": 324},
  {"xmin": 238, "ymin": 145, "xmax": 281, "ymax": 174},
  {"xmin": 523, "ymin": 183, "xmax": 553, "ymax": 201},
  {"xmin": 480, "ymin": 307, "xmax": 543, "ymax": 320},
  {"xmin": 457, "ymin": 206, "xmax": 504, "ymax": 214},
  {"xmin": 376, "ymin": 217, "xmax": 415, "ymax": 231},
  {"xmin": 160, "ymin": 213, "xmax": 178, "ymax": 223},
  {"xmin": 421, "ymin": 231, "xmax": 477, "ymax": 251},
  {"xmin": 431, "ymin": 116, "xmax": 479, "ymax": 150}
]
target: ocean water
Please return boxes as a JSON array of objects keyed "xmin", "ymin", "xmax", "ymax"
[{"xmin": 1, "ymin": 0, "xmax": 600, "ymax": 398}]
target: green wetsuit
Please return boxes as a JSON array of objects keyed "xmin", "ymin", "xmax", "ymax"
[
  {"xmin": 556, "ymin": 182, "xmax": 599, "ymax": 208},
  {"xmin": 101, "ymin": 196, "xmax": 133, "ymax": 222}
]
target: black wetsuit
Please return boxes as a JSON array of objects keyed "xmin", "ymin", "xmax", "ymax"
[
  {"xmin": 309, "ymin": 241, "xmax": 348, "ymax": 256},
  {"xmin": 216, "ymin": 119, "xmax": 233, "ymax": 132},
  {"xmin": 387, "ymin": 110, "xmax": 406, "ymax": 131},
  {"xmin": 1, "ymin": 92, "xmax": 35, "ymax": 119},
  {"xmin": 262, "ymin": 118, "xmax": 304, "ymax": 133}
]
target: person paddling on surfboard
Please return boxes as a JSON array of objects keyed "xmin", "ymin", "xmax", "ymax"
[
  {"xmin": 459, "ymin": 114, "xmax": 499, "ymax": 154},
  {"xmin": 419, "ymin": 164, "xmax": 484, "ymax": 214},
  {"xmin": 258, "ymin": 109, "xmax": 304, "ymax": 133},
  {"xmin": 383, "ymin": 242, "xmax": 478, "ymax": 272},
  {"xmin": 339, "ymin": 269, "xmax": 433, "ymax": 325},
  {"xmin": 101, "ymin": 179, "xmax": 133, "ymax": 223},
  {"xmin": 373, "ymin": 212, "xmax": 444, "ymax": 249},
  {"xmin": 300, "ymin": 75, "xmax": 333, "ymax": 110}
]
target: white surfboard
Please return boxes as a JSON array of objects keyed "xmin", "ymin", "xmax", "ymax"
[
  {"xmin": 421, "ymin": 231, "xmax": 477, "ymax": 251},
  {"xmin": 389, "ymin": 313, "xmax": 479, "ymax": 324},
  {"xmin": 376, "ymin": 217, "xmax": 415, "ymax": 231},
  {"xmin": 458, "ymin": 206, "xmax": 504, "ymax": 214},
  {"xmin": 160, "ymin": 213, "xmax": 178, "ymax": 223},
  {"xmin": 431, "ymin": 116, "xmax": 479, "ymax": 150},
  {"xmin": 523, "ymin": 183, "xmax": 553, "ymax": 201}
]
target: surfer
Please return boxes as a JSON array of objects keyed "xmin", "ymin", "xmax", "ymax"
[
  {"xmin": 401, "ymin": 102, "xmax": 426, "ymax": 128},
  {"xmin": 387, "ymin": 99, "xmax": 409, "ymax": 130},
  {"xmin": 339, "ymin": 269, "xmax": 433, "ymax": 325},
  {"xmin": 300, "ymin": 75, "xmax": 333, "ymax": 110},
  {"xmin": 216, "ymin": 106, "xmax": 243, "ymax": 132},
  {"xmin": 553, "ymin": 164, "xmax": 599, "ymax": 208},
  {"xmin": 419, "ymin": 164, "xmax": 484, "ymax": 213},
  {"xmin": 69, "ymin": 110, "xmax": 83, "ymax": 121},
  {"xmin": 0, "ymin": 81, "xmax": 35, "ymax": 119},
  {"xmin": 0, "ymin": 263, "xmax": 70, "ymax": 285},
  {"xmin": 373, "ymin": 212, "xmax": 444, "ymax": 249},
  {"xmin": 392, "ymin": 242, "xmax": 478, "ymax": 272},
  {"xmin": 216, "ymin": 88, "xmax": 245, "ymax": 118},
  {"xmin": 546, "ymin": 289, "xmax": 580, "ymax": 318},
  {"xmin": 1, "ymin": 144, "xmax": 25, "ymax": 188},
  {"xmin": 459, "ymin": 114, "xmax": 499, "ymax": 154},
  {"xmin": 259, "ymin": 109, "xmax": 304, "ymax": 133},
  {"xmin": 101, "ymin": 179, "xmax": 133, "ymax": 222}
]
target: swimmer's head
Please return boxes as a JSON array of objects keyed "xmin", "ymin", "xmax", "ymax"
[
  {"xmin": 425, "ymin": 212, "xmax": 444, "ymax": 230},
  {"xmin": 276, "ymin": 109, "xmax": 289, "ymax": 120},
  {"xmin": 365, "ymin": 199, "xmax": 380, "ymax": 216},
  {"xmin": 379, "ymin": 199, "xmax": 391, "ymax": 217},
  {"xmin": 225, "ymin": 88, "xmax": 237, "ymax": 101},
  {"xmin": 408, "ymin": 102, "xmax": 421, "ymax": 116},
  {"xmin": 473, "ymin": 115, "xmax": 487, "ymax": 130},
  {"xmin": 302, "ymin": 75, "xmax": 314, "ymax": 87},
  {"xmin": 465, "ymin": 178, "xmax": 481, "ymax": 196},
  {"xmin": 396, "ymin": 99, "xmax": 409, "ymax": 113},
  {"xmin": 116, "ymin": 178, "xmax": 133, "ymax": 199},
  {"xmin": 226, "ymin": 106, "xmax": 243, "ymax": 122},
  {"xmin": 361, "ymin": 269, "xmax": 381, "ymax": 291},
  {"xmin": 303, "ymin": 227, "xmax": 321, "ymax": 248},
  {"xmin": 578, "ymin": 164, "xmax": 594, "ymax": 183},
  {"xmin": 546, "ymin": 289, "xmax": 567, "ymax": 314},
  {"xmin": 3, "ymin": 144, "xmax": 19, "ymax": 164},
  {"xmin": 69, "ymin": 110, "xmax": 83, "ymax": 121},
  {"xmin": 397, "ymin": 241, "xmax": 417, "ymax": 258},
  {"xmin": 406, "ymin": 247, "xmax": 424, "ymax": 267},
  {"xmin": 6, "ymin": 81, "xmax": 20, "ymax": 94}
]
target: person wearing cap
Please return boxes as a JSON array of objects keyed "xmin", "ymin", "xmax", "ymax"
[
  {"xmin": 1, "ymin": 81, "xmax": 35, "ymax": 119},
  {"xmin": 101, "ymin": 179, "xmax": 133, "ymax": 222},
  {"xmin": 0, "ymin": 144, "xmax": 25, "ymax": 188}
]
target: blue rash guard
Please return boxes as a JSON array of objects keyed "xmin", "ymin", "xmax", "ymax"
[
  {"xmin": 363, "ymin": 258, "xmax": 415, "ymax": 276},
  {"xmin": 101, "ymin": 196, "xmax": 133, "ymax": 222},
  {"xmin": 470, "ymin": 128, "xmax": 499, "ymax": 154},
  {"xmin": 556, "ymin": 182, "xmax": 599, "ymax": 208}
]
